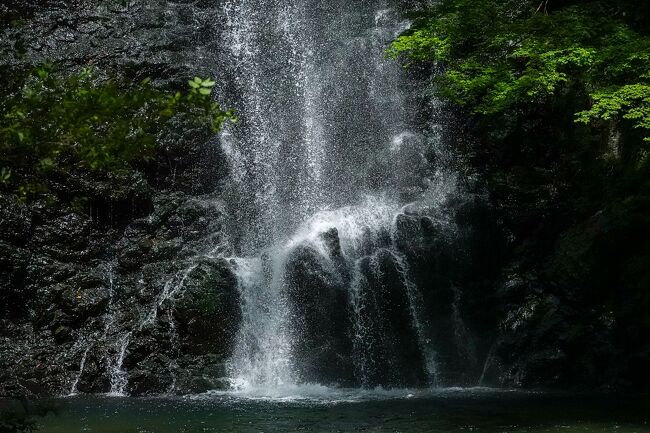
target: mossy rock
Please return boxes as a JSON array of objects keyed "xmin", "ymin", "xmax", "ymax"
[{"xmin": 173, "ymin": 258, "xmax": 240, "ymax": 356}]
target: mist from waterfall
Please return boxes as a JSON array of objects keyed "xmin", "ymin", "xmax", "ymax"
[{"xmin": 215, "ymin": 0, "xmax": 457, "ymax": 393}]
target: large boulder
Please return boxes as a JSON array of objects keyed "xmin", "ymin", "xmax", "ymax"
[{"xmin": 284, "ymin": 231, "xmax": 355, "ymax": 386}]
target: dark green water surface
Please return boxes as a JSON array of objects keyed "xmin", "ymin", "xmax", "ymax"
[{"xmin": 31, "ymin": 388, "xmax": 650, "ymax": 432}]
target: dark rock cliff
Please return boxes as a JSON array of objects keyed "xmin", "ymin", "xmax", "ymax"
[
  {"xmin": 0, "ymin": 188, "xmax": 241, "ymax": 397},
  {"xmin": 0, "ymin": 0, "xmax": 241, "ymax": 397}
]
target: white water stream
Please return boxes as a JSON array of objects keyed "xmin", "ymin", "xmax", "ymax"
[{"xmin": 216, "ymin": 0, "xmax": 457, "ymax": 393}]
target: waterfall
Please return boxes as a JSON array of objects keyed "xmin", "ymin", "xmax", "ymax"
[
  {"xmin": 227, "ymin": 256, "xmax": 296, "ymax": 389},
  {"xmin": 216, "ymin": 0, "xmax": 456, "ymax": 392}
]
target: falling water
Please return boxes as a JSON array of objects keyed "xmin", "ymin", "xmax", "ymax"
[
  {"xmin": 68, "ymin": 344, "xmax": 91, "ymax": 396},
  {"xmin": 227, "ymin": 257, "xmax": 296, "ymax": 390},
  {"xmin": 107, "ymin": 333, "xmax": 131, "ymax": 396},
  {"xmin": 388, "ymin": 250, "xmax": 439, "ymax": 385},
  {"xmin": 68, "ymin": 264, "xmax": 117, "ymax": 396},
  {"xmin": 216, "ymin": 0, "xmax": 456, "ymax": 392},
  {"xmin": 66, "ymin": 259, "xmax": 210, "ymax": 396}
]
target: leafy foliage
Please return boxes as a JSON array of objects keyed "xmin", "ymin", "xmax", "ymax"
[
  {"xmin": 0, "ymin": 67, "xmax": 235, "ymax": 200},
  {"xmin": 577, "ymin": 84, "xmax": 650, "ymax": 142},
  {"xmin": 389, "ymin": 0, "xmax": 650, "ymax": 141}
]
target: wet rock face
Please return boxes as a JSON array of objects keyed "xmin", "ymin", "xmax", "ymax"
[
  {"xmin": 173, "ymin": 258, "xmax": 241, "ymax": 356},
  {"xmin": 121, "ymin": 258, "xmax": 241, "ymax": 396},
  {"xmin": 0, "ymin": 188, "xmax": 237, "ymax": 397},
  {"xmin": 0, "ymin": 0, "xmax": 233, "ymax": 388},
  {"xmin": 476, "ymin": 274, "xmax": 616, "ymax": 389},
  {"xmin": 387, "ymin": 212, "xmax": 463, "ymax": 385},
  {"xmin": 482, "ymin": 198, "xmax": 650, "ymax": 390},
  {"xmin": 426, "ymin": 189, "xmax": 650, "ymax": 391},
  {"xmin": 1, "ymin": 1, "xmax": 222, "ymax": 77},
  {"xmin": 353, "ymin": 249, "xmax": 428, "ymax": 388},
  {"xmin": 282, "ymin": 226, "xmax": 430, "ymax": 389},
  {"xmin": 284, "ymin": 239, "xmax": 355, "ymax": 386}
]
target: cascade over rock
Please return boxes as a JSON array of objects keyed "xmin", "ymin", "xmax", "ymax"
[
  {"xmin": 353, "ymin": 249, "xmax": 428, "ymax": 388},
  {"xmin": 0, "ymin": 0, "xmax": 472, "ymax": 397},
  {"xmin": 214, "ymin": 0, "xmax": 461, "ymax": 392}
]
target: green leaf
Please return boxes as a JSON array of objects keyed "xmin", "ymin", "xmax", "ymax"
[
  {"xmin": 39, "ymin": 158, "xmax": 55, "ymax": 168},
  {"xmin": 0, "ymin": 167, "xmax": 11, "ymax": 183}
]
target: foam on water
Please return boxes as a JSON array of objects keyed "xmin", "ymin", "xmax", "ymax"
[
  {"xmin": 200, "ymin": 385, "xmax": 522, "ymax": 405},
  {"xmin": 284, "ymin": 195, "xmax": 399, "ymax": 255}
]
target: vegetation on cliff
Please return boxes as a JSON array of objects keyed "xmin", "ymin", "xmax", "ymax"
[
  {"xmin": 389, "ymin": 0, "xmax": 650, "ymax": 147},
  {"xmin": 0, "ymin": 67, "xmax": 234, "ymax": 202},
  {"xmin": 391, "ymin": 0, "xmax": 650, "ymax": 388}
]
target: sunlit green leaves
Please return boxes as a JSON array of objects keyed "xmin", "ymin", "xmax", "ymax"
[
  {"xmin": 389, "ymin": 0, "xmax": 650, "ymax": 129},
  {"xmin": 387, "ymin": 30, "xmax": 451, "ymax": 65},
  {"xmin": 188, "ymin": 77, "xmax": 216, "ymax": 95},
  {"xmin": 388, "ymin": 0, "xmax": 650, "ymax": 180},
  {"xmin": 577, "ymin": 84, "xmax": 650, "ymax": 140}
]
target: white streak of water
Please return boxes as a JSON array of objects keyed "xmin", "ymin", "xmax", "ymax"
[{"xmin": 217, "ymin": 0, "xmax": 458, "ymax": 394}]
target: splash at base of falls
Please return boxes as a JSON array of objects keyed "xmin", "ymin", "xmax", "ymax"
[
  {"xmin": 226, "ymin": 256, "xmax": 296, "ymax": 389},
  {"xmin": 226, "ymin": 194, "xmax": 455, "ymax": 392},
  {"xmin": 204, "ymin": 385, "xmax": 509, "ymax": 404}
]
